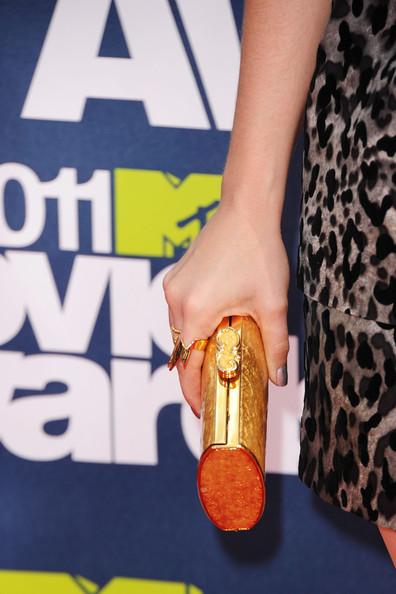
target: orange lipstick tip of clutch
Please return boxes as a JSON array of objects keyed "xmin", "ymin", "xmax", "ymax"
[{"xmin": 197, "ymin": 446, "xmax": 265, "ymax": 531}]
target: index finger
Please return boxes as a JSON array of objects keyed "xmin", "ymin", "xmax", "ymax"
[{"xmin": 176, "ymin": 348, "xmax": 205, "ymax": 417}]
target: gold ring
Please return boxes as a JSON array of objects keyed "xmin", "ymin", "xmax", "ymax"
[
  {"xmin": 168, "ymin": 335, "xmax": 209, "ymax": 370},
  {"xmin": 191, "ymin": 338, "xmax": 209, "ymax": 351},
  {"xmin": 170, "ymin": 325, "xmax": 182, "ymax": 345}
]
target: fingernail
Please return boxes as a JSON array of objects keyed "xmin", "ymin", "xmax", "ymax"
[
  {"xmin": 190, "ymin": 405, "xmax": 200, "ymax": 419},
  {"xmin": 276, "ymin": 364, "xmax": 288, "ymax": 386}
]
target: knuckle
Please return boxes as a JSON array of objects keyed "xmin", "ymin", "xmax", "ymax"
[
  {"xmin": 162, "ymin": 272, "xmax": 172, "ymax": 293},
  {"xmin": 163, "ymin": 280, "xmax": 180, "ymax": 304},
  {"xmin": 162, "ymin": 272, "xmax": 171, "ymax": 291},
  {"xmin": 263, "ymin": 300, "xmax": 288, "ymax": 317},
  {"xmin": 183, "ymin": 295, "xmax": 203, "ymax": 317}
]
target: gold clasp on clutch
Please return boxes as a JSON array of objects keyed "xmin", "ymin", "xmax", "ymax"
[{"xmin": 215, "ymin": 326, "xmax": 241, "ymax": 381}]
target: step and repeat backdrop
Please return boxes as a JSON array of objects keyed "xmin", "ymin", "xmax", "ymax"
[{"xmin": 0, "ymin": 1, "xmax": 394, "ymax": 592}]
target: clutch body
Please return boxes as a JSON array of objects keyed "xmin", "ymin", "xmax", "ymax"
[{"xmin": 196, "ymin": 314, "xmax": 269, "ymax": 531}]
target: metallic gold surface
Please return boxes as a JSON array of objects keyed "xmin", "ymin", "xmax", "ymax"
[
  {"xmin": 197, "ymin": 315, "xmax": 269, "ymax": 531},
  {"xmin": 192, "ymin": 338, "xmax": 209, "ymax": 351},
  {"xmin": 238, "ymin": 315, "xmax": 269, "ymax": 471},
  {"xmin": 215, "ymin": 326, "xmax": 241, "ymax": 380},
  {"xmin": 168, "ymin": 334, "xmax": 209, "ymax": 370},
  {"xmin": 167, "ymin": 335, "xmax": 183, "ymax": 370},
  {"xmin": 170, "ymin": 325, "xmax": 181, "ymax": 344},
  {"xmin": 200, "ymin": 315, "xmax": 268, "ymax": 467},
  {"xmin": 200, "ymin": 316, "xmax": 229, "ymax": 450}
]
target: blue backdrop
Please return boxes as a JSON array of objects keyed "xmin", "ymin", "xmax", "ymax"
[{"xmin": 0, "ymin": 1, "xmax": 394, "ymax": 592}]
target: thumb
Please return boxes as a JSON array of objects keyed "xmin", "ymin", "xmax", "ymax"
[{"xmin": 255, "ymin": 305, "xmax": 289, "ymax": 387}]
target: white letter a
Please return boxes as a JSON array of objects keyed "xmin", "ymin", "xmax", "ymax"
[{"xmin": 21, "ymin": 0, "xmax": 209, "ymax": 128}]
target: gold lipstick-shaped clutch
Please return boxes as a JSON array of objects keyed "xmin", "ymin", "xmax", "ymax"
[{"xmin": 196, "ymin": 314, "xmax": 269, "ymax": 531}]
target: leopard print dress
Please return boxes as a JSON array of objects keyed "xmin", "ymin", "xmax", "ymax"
[{"xmin": 296, "ymin": 0, "xmax": 396, "ymax": 530}]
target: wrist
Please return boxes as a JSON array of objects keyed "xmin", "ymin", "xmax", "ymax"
[{"xmin": 219, "ymin": 178, "xmax": 284, "ymax": 232}]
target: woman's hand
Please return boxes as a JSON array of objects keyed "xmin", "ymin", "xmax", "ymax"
[
  {"xmin": 160, "ymin": 0, "xmax": 333, "ymax": 418},
  {"xmin": 162, "ymin": 198, "xmax": 290, "ymax": 417}
]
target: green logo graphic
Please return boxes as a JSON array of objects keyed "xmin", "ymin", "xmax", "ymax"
[
  {"xmin": 0, "ymin": 571, "xmax": 203, "ymax": 593},
  {"xmin": 114, "ymin": 169, "xmax": 221, "ymax": 258}
]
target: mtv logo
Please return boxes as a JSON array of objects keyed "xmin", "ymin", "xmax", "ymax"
[
  {"xmin": 0, "ymin": 571, "xmax": 203, "ymax": 593},
  {"xmin": 114, "ymin": 169, "xmax": 221, "ymax": 258}
]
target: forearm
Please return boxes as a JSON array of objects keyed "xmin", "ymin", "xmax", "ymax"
[{"xmin": 221, "ymin": 0, "xmax": 332, "ymax": 225}]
